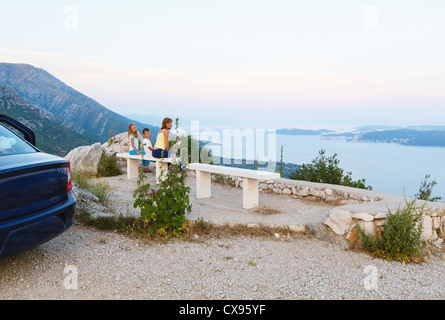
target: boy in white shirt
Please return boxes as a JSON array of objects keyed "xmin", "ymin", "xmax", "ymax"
[{"xmin": 142, "ymin": 128, "xmax": 154, "ymax": 173}]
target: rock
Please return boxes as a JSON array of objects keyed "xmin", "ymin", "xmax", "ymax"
[
  {"xmin": 102, "ymin": 132, "xmax": 130, "ymax": 155},
  {"xmin": 358, "ymin": 221, "xmax": 375, "ymax": 236},
  {"xmin": 72, "ymin": 184, "xmax": 109, "ymax": 218},
  {"xmin": 374, "ymin": 212, "xmax": 387, "ymax": 219},
  {"xmin": 309, "ymin": 188, "xmax": 325, "ymax": 199},
  {"xmin": 352, "ymin": 212, "xmax": 374, "ymax": 222},
  {"xmin": 282, "ymin": 188, "xmax": 292, "ymax": 195},
  {"xmin": 433, "ymin": 238, "xmax": 443, "ymax": 248},
  {"xmin": 421, "ymin": 215, "xmax": 433, "ymax": 242},
  {"xmin": 349, "ymin": 193, "xmax": 361, "ymax": 201},
  {"xmin": 65, "ymin": 142, "xmax": 104, "ymax": 174},
  {"xmin": 432, "ymin": 217, "xmax": 440, "ymax": 230},
  {"xmin": 346, "ymin": 227, "xmax": 360, "ymax": 246},
  {"xmin": 259, "ymin": 183, "xmax": 269, "ymax": 190},
  {"xmin": 323, "ymin": 209, "xmax": 352, "ymax": 236},
  {"xmin": 288, "ymin": 225, "xmax": 305, "ymax": 233},
  {"xmin": 272, "ymin": 187, "xmax": 281, "ymax": 194},
  {"xmin": 439, "ymin": 216, "xmax": 445, "ymax": 237}
]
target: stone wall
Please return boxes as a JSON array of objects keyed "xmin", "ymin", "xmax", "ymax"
[
  {"xmin": 207, "ymin": 173, "xmax": 383, "ymax": 205},
  {"xmin": 323, "ymin": 205, "xmax": 445, "ymax": 248},
  {"xmin": 203, "ymin": 172, "xmax": 445, "ymax": 248}
]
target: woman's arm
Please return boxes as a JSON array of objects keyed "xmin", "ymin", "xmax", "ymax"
[{"xmin": 164, "ymin": 130, "xmax": 169, "ymax": 151}]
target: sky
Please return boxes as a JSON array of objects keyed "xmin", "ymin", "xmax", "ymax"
[{"xmin": 1, "ymin": 0, "xmax": 445, "ymax": 131}]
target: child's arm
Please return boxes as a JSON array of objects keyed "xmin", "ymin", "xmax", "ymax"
[{"xmin": 131, "ymin": 138, "xmax": 141, "ymax": 155}]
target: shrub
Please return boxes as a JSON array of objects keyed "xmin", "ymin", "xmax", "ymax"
[
  {"xmin": 133, "ymin": 120, "xmax": 192, "ymax": 237},
  {"xmin": 97, "ymin": 152, "xmax": 122, "ymax": 177},
  {"xmin": 72, "ymin": 169, "xmax": 112, "ymax": 205},
  {"xmin": 289, "ymin": 149, "xmax": 372, "ymax": 190},
  {"xmin": 356, "ymin": 199, "xmax": 426, "ymax": 262}
]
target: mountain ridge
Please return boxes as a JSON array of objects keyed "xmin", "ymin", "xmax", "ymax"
[
  {"xmin": 0, "ymin": 62, "xmax": 159, "ymax": 143},
  {"xmin": 0, "ymin": 85, "xmax": 96, "ymax": 156}
]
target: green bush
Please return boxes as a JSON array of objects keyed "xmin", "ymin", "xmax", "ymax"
[
  {"xmin": 97, "ymin": 152, "xmax": 122, "ymax": 177},
  {"xmin": 133, "ymin": 120, "xmax": 192, "ymax": 237},
  {"xmin": 356, "ymin": 199, "xmax": 426, "ymax": 262},
  {"xmin": 289, "ymin": 149, "xmax": 372, "ymax": 190},
  {"xmin": 133, "ymin": 156, "xmax": 192, "ymax": 237}
]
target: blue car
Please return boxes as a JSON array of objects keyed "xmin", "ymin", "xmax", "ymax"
[{"xmin": 0, "ymin": 115, "xmax": 76, "ymax": 259}]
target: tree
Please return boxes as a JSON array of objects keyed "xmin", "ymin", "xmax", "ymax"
[
  {"xmin": 415, "ymin": 174, "xmax": 442, "ymax": 202},
  {"xmin": 289, "ymin": 149, "xmax": 372, "ymax": 190}
]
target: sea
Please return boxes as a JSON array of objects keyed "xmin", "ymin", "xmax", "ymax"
[{"xmin": 207, "ymin": 133, "xmax": 445, "ymax": 199}]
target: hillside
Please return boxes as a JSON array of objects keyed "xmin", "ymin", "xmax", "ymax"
[
  {"xmin": 322, "ymin": 127, "xmax": 445, "ymax": 147},
  {"xmin": 360, "ymin": 129, "xmax": 445, "ymax": 147},
  {"xmin": 0, "ymin": 85, "xmax": 96, "ymax": 156},
  {"xmin": 276, "ymin": 128, "xmax": 334, "ymax": 135},
  {"xmin": 0, "ymin": 63, "xmax": 159, "ymax": 143}
]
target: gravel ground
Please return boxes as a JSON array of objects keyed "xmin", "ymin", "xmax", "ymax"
[{"xmin": 1, "ymin": 222, "xmax": 444, "ymax": 300}]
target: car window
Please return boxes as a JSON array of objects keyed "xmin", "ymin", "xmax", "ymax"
[{"xmin": 0, "ymin": 124, "xmax": 37, "ymax": 156}]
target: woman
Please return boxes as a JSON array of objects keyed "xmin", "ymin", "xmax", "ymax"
[{"xmin": 152, "ymin": 117, "xmax": 172, "ymax": 158}]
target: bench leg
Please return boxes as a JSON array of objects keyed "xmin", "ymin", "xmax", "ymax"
[
  {"xmin": 196, "ymin": 171, "xmax": 211, "ymax": 198},
  {"xmin": 243, "ymin": 178, "xmax": 259, "ymax": 209},
  {"xmin": 156, "ymin": 161, "xmax": 169, "ymax": 184},
  {"xmin": 127, "ymin": 159, "xmax": 139, "ymax": 179}
]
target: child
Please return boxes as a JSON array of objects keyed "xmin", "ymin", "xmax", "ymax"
[
  {"xmin": 142, "ymin": 128, "xmax": 153, "ymax": 173},
  {"xmin": 128, "ymin": 123, "xmax": 150, "ymax": 168}
]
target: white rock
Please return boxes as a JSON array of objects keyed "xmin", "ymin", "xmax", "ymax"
[
  {"xmin": 309, "ymin": 188, "xmax": 325, "ymax": 199},
  {"xmin": 421, "ymin": 215, "xmax": 433, "ymax": 242},
  {"xmin": 323, "ymin": 209, "xmax": 352, "ymax": 236},
  {"xmin": 273, "ymin": 188, "xmax": 281, "ymax": 194},
  {"xmin": 65, "ymin": 142, "xmax": 104, "ymax": 174},
  {"xmin": 358, "ymin": 221, "xmax": 375, "ymax": 236},
  {"xmin": 374, "ymin": 212, "xmax": 387, "ymax": 219},
  {"xmin": 433, "ymin": 238, "xmax": 443, "ymax": 248},
  {"xmin": 102, "ymin": 132, "xmax": 130, "ymax": 155},
  {"xmin": 432, "ymin": 217, "xmax": 440, "ymax": 230},
  {"xmin": 259, "ymin": 183, "xmax": 269, "ymax": 190},
  {"xmin": 282, "ymin": 188, "xmax": 292, "ymax": 195},
  {"xmin": 353, "ymin": 212, "xmax": 374, "ymax": 222},
  {"xmin": 288, "ymin": 225, "xmax": 305, "ymax": 233}
]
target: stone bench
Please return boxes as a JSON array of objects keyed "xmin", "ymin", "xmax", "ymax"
[
  {"xmin": 187, "ymin": 163, "xmax": 281, "ymax": 209},
  {"xmin": 116, "ymin": 153, "xmax": 173, "ymax": 184}
]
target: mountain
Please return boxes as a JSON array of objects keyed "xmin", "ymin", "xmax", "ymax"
[
  {"xmin": 0, "ymin": 85, "xmax": 95, "ymax": 156},
  {"xmin": 0, "ymin": 63, "xmax": 159, "ymax": 143}
]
